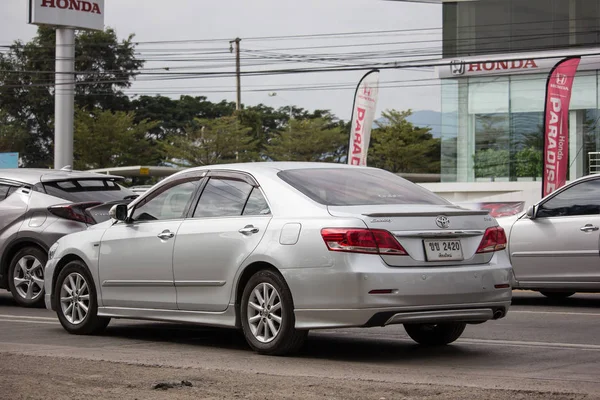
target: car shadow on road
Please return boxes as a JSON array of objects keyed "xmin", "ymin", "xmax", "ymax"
[
  {"xmin": 511, "ymin": 293, "xmax": 600, "ymax": 309},
  {"xmin": 102, "ymin": 322, "xmax": 482, "ymax": 363}
]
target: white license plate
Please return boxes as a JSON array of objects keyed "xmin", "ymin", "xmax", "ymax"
[{"xmin": 423, "ymin": 239, "xmax": 463, "ymax": 261}]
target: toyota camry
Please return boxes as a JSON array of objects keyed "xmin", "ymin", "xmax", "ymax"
[{"xmin": 44, "ymin": 162, "xmax": 512, "ymax": 355}]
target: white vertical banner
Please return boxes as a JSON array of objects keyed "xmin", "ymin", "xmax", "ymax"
[{"xmin": 348, "ymin": 69, "xmax": 380, "ymax": 165}]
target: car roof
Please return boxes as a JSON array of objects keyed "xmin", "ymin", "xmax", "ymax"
[
  {"xmin": 0, "ymin": 168, "xmax": 124, "ymax": 185},
  {"xmin": 180, "ymin": 161, "xmax": 365, "ymax": 176}
]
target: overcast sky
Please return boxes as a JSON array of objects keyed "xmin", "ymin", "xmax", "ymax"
[{"xmin": 1, "ymin": 0, "xmax": 442, "ymax": 121}]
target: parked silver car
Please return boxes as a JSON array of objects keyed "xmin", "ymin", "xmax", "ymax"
[
  {"xmin": 45, "ymin": 163, "xmax": 512, "ymax": 355},
  {"xmin": 501, "ymin": 174, "xmax": 600, "ymax": 299},
  {"xmin": 0, "ymin": 168, "xmax": 136, "ymax": 307}
]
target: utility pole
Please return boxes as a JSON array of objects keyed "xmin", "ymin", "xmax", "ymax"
[{"xmin": 230, "ymin": 38, "xmax": 241, "ymax": 111}]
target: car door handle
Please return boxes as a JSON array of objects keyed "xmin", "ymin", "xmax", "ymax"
[
  {"xmin": 580, "ymin": 224, "xmax": 599, "ymax": 232},
  {"xmin": 239, "ymin": 225, "xmax": 259, "ymax": 235},
  {"xmin": 157, "ymin": 230, "xmax": 175, "ymax": 240}
]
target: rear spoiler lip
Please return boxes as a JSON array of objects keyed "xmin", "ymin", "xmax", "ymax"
[{"xmin": 363, "ymin": 210, "xmax": 490, "ymax": 217}]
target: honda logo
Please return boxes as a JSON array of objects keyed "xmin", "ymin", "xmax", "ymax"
[
  {"xmin": 556, "ymin": 73, "xmax": 567, "ymax": 85},
  {"xmin": 450, "ymin": 60, "xmax": 465, "ymax": 76}
]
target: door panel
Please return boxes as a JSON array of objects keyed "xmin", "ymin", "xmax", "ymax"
[
  {"xmin": 98, "ymin": 175, "xmax": 203, "ymax": 309},
  {"xmin": 510, "ymin": 216, "xmax": 600, "ymax": 283},
  {"xmin": 173, "ymin": 216, "xmax": 270, "ymax": 311},
  {"xmin": 174, "ymin": 177, "xmax": 272, "ymax": 311},
  {"xmin": 98, "ymin": 220, "xmax": 182, "ymax": 309}
]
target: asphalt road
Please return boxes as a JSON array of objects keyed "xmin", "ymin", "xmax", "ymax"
[{"xmin": 1, "ymin": 290, "xmax": 599, "ymax": 397}]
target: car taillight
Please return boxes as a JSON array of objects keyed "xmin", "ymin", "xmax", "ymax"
[
  {"xmin": 321, "ymin": 228, "xmax": 408, "ymax": 255},
  {"xmin": 476, "ymin": 226, "xmax": 507, "ymax": 253},
  {"xmin": 48, "ymin": 202, "xmax": 102, "ymax": 225}
]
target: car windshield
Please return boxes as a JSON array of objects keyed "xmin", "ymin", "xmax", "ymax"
[
  {"xmin": 42, "ymin": 179, "xmax": 136, "ymax": 203},
  {"xmin": 278, "ymin": 168, "xmax": 449, "ymax": 206}
]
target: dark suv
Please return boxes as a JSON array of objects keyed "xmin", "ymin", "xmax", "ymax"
[{"xmin": 0, "ymin": 168, "xmax": 136, "ymax": 307}]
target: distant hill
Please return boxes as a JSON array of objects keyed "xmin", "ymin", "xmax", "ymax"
[
  {"xmin": 406, "ymin": 110, "xmax": 443, "ymax": 138},
  {"xmin": 374, "ymin": 110, "xmax": 446, "ymax": 138}
]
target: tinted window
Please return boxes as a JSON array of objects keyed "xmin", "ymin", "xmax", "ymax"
[
  {"xmin": 132, "ymin": 180, "xmax": 199, "ymax": 221},
  {"xmin": 538, "ymin": 179, "xmax": 600, "ymax": 217},
  {"xmin": 194, "ymin": 178, "xmax": 253, "ymax": 218},
  {"xmin": 0, "ymin": 184, "xmax": 10, "ymax": 199},
  {"xmin": 243, "ymin": 188, "xmax": 271, "ymax": 216},
  {"xmin": 278, "ymin": 168, "xmax": 449, "ymax": 206},
  {"xmin": 43, "ymin": 179, "xmax": 136, "ymax": 203}
]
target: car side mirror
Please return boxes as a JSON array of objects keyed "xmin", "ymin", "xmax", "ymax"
[
  {"xmin": 109, "ymin": 204, "xmax": 129, "ymax": 222},
  {"xmin": 526, "ymin": 205, "xmax": 537, "ymax": 220}
]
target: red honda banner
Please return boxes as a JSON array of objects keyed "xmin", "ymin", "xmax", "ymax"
[
  {"xmin": 542, "ymin": 57, "xmax": 581, "ymax": 197},
  {"xmin": 348, "ymin": 69, "xmax": 380, "ymax": 166}
]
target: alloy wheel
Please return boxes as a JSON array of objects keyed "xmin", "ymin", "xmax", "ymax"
[
  {"xmin": 13, "ymin": 255, "xmax": 45, "ymax": 302},
  {"xmin": 247, "ymin": 282, "xmax": 282, "ymax": 343},
  {"xmin": 60, "ymin": 272, "xmax": 90, "ymax": 325}
]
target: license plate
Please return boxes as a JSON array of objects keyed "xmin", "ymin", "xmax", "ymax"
[{"xmin": 423, "ymin": 239, "xmax": 463, "ymax": 261}]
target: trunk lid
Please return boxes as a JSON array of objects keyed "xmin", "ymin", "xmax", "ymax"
[{"xmin": 328, "ymin": 204, "xmax": 496, "ymax": 266}]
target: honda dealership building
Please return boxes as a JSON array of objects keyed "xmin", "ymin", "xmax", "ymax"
[{"xmin": 403, "ymin": 0, "xmax": 600, "ymax": 184}]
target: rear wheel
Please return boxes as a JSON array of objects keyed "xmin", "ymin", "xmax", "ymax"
[
  {"xmin": 7, "ymin": 247, "xmax": 47, "ymax": 308},
  {"xmin": 540, "ymin": 291, "xmax": 575, "ymax": 299},
  {"xmin": 54, "ymin": 260, "xmax": 110, "ymax": 335},
  {"xmin": 240, "ymin": 270, "xmax": 307, "ymax": 355},
  {"xmin": 404, "ymin": 322, "xmax": 466, "ymax": 346}
]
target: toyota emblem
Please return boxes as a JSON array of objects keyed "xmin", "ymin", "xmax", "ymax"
[{"xmin": 435, "ymin": 215, "xmax": 450, "ymax": 229}]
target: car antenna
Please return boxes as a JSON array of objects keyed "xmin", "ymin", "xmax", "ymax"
[{"xmin": 60, "ymin": 165, "xmax": 72, "ymax": 172}]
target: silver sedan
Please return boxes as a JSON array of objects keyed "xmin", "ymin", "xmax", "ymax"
[
  {"xmin": 501, "ymin": 174, "xmax": 600, "ymax": 299},
  {"xmin": 45, "ymin": 163, "xmax": 512, "ymax": 355}
]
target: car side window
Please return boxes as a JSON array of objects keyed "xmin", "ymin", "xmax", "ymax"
[
  {"xmin": 537, "ymin": 179, "xmax": 600, "ymax": 218},
  {"xmin": 6, "ymin": 185, "xmax": 20, "ymax": 198},
  {"xmin": 131, "ymin": 179, "xmax": 199, "ymax": 222},
  {"xmin": 0, "ymin": 184, "xmax": 11, "ymax": 200},
  {"xmin": 193, "ymin": 178, "xmax": 253, "ymax": 218},
  {"xmin": 243, "ymin": 187, "xmax": 271, "ymax": 216}
]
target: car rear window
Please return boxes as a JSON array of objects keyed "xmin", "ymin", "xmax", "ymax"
[
  {"xmin": 277, "ymin": 168, "xmax": 449, "ymax": 206},
  {"xmin": 42, "ymin": 179, "xmax": 136, "ymax": 203}
]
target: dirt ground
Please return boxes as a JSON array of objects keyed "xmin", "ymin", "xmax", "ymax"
[{"xmin": 0, "ymin": 353, "xmax": 589, "ymax": 400}]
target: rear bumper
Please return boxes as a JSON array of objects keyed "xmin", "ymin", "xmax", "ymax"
[{"xmin": 294, "ymin": 301, "xmax": 510, "ymax": 329}]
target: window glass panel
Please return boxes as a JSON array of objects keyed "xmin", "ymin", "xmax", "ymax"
[
  {"xmin": 571, "ymin": 72, "xmax": 597, "ymax": 110},
  {"xmin": 0, "ymin": 184, "xmax": 10, "ymax": 199},
  {"xmin": 538, "ymin": 179, "xmax": 600, "ymax": 217},
  {"xmin": 243, "ymin": 188, "xmax": 271, "ymax": 216},
  {"xmin": 510, "ymin": 74, "xmax": 546, "ymax": 113},
  {"xmin": 132, "ymin": 180, "xmax": 199, "ymax": 221},
  {"xmin": 468, "ymin": 77, "xmax": 509, "ymax": 114},
  {"xmin": 194, "ymin": 178, "xmax": 253, "ymax": 218}
]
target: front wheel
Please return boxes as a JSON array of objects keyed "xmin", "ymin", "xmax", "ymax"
[
  {"xmin": 540, "ymin": 291, "xmax": 575, "ymax": 299},
  {"xmin": 404, "ymin": 322, "xmax": 466, "ymax": 346},
  {"xmin": 240, "ymin": 270, "xmax": 307, "ymax": 355},
  {"xmin": 54, "ymin": 260, "xmax": 110, "ymax": 335}
]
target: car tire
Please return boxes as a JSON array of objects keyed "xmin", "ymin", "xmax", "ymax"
[
  {"xmin": 54, "ymin": 260, "xmax": 110, "ymax": 335},
  {"xmin": 404, "ymin": 322, "xmax": 467, "ymax": 346},
  {"xmin": 240, "ymin": 269, "xmax": 307, "ymax": 356},
  {"xmin": 540, "ymin": 291, "xmax": 575, "ymax": 299},
  {"xmin": 7, "ymin": 246, "xmax": 47, "ymax": 308}
]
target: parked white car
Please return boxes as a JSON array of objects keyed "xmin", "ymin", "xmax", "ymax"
[{"xmin": 45, "ymin": 163, "xmax": 512, "ymax": 355}]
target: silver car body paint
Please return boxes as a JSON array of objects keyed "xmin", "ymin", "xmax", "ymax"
[{"xmin": 45, "ymin": 162, "xmax": 512, "ymax": 329}]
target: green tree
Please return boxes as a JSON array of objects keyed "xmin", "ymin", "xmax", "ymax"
[
  {"xmin": 74, "ymin": 108, "xmax": 158, "ymax": 170},
  {"xmin": 0, "ymin": 27, "xmax": 142, "ymax": 167},
  {"xmin": 515, "ymin": 147, "xmax": 542, "ymax": 180},
  {"xmin": 162, "ymin": 116, "xmax": 256, "ymax": 167},
  {"xmin": 368, "ymin": 109, "xmax": 441, "ymax": 173},
  {"xmin": 473, "ymin": 149, "xmax": 510, "ymax": 179},
  {"xmin": 0, "ymin": 110, "xmax": 28, "ymax": 158},
  {"xmin": 265, "ymin": 118, "xmax": 347, "ymax": 162}
]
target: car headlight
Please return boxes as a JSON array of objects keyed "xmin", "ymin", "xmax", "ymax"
[{"xmin": 48, "ymin": 242, "xmax": 59, "ymax": 260}]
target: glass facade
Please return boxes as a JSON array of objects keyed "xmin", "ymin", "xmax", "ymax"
[
  {"xmin": 440, "ymin": 0, "xmax": 600, "ymax": 183},
  {"xmin": 443, "ymin": 0, "xmax": 600, "ymax": 58},
  {"xmin": 441, "ymin": 72, "xmax": 600, "ymax": 182}
]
